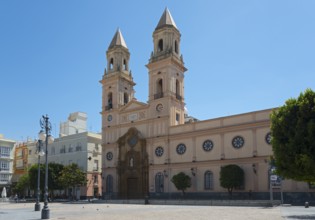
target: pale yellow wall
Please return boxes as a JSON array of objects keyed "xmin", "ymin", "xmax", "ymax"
[
  {"xmin": 224, "ymin": 130, "xmax": 253, "ymax": 159},
  {"xmin": 256, "ymin": 127, "xmax": 272, "ymax": 156},
  {"xmin": 170, "ymin": 138, "xmax": 193, "ymax": 163},
  {"xmin": 196, "ymin": 134, "xmax": 222, "ymax": 161}
]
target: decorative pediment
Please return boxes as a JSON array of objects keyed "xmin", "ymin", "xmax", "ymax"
[{"xmin": 119, "ymin": 100, "xmax": 147, "ymax": 112}]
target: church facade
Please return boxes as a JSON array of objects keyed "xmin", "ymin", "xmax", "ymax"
[{"xmin": 100, "ymin": 9, "xmax": 312, "ymax": 200}]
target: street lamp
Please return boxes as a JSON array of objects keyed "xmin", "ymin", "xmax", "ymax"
[
  {"xmin": 38, "ymin": 115, "xmax": 54, "ymax": 219},
  {"xmin": 35, "ymin": 140, "xmax": 45, "ymax": 211}
]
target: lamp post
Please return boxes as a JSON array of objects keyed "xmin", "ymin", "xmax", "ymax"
[
  {"xmin": 38, "ymin": 115, "xmax": 54, "ymax": 219},
  {"xmin": 34, "ymin": 140, "xmax": 45, "ymax": 211}
]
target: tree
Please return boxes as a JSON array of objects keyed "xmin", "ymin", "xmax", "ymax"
[
  {"xmin": 48, "ymin": 163, "xmax": 64, "ymax": 191},
  {"xmin": 28, "ymin": 164, "xmax": 45, "ymax": 191},
  {"xmin": 171, "ymin": 172, "xmax": 191, "ymax": 195},
  {"xmin": 271, "ymin": 88, "xmax": 315, "ymax": 182},
  {"xmin": 14, "ymin": 174, "xmax": 30, "ymax": 197},
  {"xmin": 28, "ymin": 163, "xmax": 64, "ymax": 194},
  {"xmin": 58, "ymin": 163, "xmax": 87, "ymax": 199},
  {"xmin": 220, "ymin": 164, "xmax": 244, "ymax": 196}
]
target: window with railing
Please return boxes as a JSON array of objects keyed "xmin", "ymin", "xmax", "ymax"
[
  {"xmin": 68, "ymin": 144, "xmax": 73, "ymax": 153},
  {"xmin": 93, "ymin": 160, "xmax": 99, "ymax": 171},
  {"xmin": 94, "ymin": 175, "xmax": 98, "ymax": 184},
  {"xmin": 76, "ymin": 143, "xmax": 82, "ymax": 152},
  {"xmin": 0, "ymin": 146, "xmax": 10, "ymax": 157},
  {"xmin": 0, "ymin": 161, "xmax": 10, "ymax": 171},
  {"xmin": 0, "ymin": 174, "xmax": 10, "ymax": 182},
  {"xmin": 60, "ymin": 145, "xmax": 66, "ymax": 154}
]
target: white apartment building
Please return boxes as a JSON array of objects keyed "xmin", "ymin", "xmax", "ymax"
[
  {"xmin": 29, "ymin": 112, "xmax": 102, "ymax": 199},
  {"xmin": 0, "ymin": 134, "xmax": 15, "ymax": 196},
  {"xmin": 48, "ymin": 131, "xmax": 102, "ymax": 199}
]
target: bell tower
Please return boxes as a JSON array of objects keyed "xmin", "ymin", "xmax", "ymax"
[
  {"xmin": 146, "ymin": 8, "xmax": 187, "ymax": 126},
  {"xmin": 100, "ymin": 29, "xmax": 135, "ymax": 126}
]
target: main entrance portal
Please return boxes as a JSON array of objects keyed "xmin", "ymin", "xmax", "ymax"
[
  {"xmin": 127, "ymin": 178, "xmax": 138, "ymax": 198},
  {"xmin": 117, "ymin": 128, "xmax": 149, "ymax": 199}
]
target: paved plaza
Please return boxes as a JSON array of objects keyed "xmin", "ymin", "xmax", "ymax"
[{"xmin": 0, "ymin": 202, "xmax": 315, "ymax": 220}]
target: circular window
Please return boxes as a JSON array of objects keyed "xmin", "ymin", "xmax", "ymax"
[
  {"xmin": 265, "ymin": 132, "xmax": 272, "ymax": 145},
  {"xmin": 106, "ymin": 152, "xmax": 113, "ymax": 161},
  {"xmin": 128, "ymin": 135, "xmax": 138, "ymax": 147},
  {"xmin": 176, "ymin": 143, "xmax": 186, "ymax": 155},
  {"xmin": 203, "ymin": 140, "xmax": 214, "ymax": 151},
  {"xmin": 232, "ymin": 136, "xmax": 245, "ymax": 149},
  {"xmin": 155, "ymin": 146, "xmax": 164, "ymax": 157}
]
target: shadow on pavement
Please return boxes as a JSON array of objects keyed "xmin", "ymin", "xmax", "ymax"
[{"xmin": 286, "ymin": 215, "xmax": 315, "ymax": 219}]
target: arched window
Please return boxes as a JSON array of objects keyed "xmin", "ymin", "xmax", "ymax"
[
  {"xmin": 204, "ymin": 171, "xmax": 213, "ymax": 190},
  {"xmin": 107, "ymin": 92, "xmax": 113, "ymax": 109},
  {"xmin": 123, "ymin": 59, "xmax": 127, "ymax": 71},
  {"xmin": 158, "ymin": 39, "xmax": 163, "ymax": 52},
  {"xmin": 175, "ymin": 40, "xmax": 178, "ymax": 54},
  {"xmin": 106, "ymin": 175, "xmax": 113, "ymax": 193},
  {"xmin": 124, "ymin": 92, "xmax": 129, "ymax": 104},
  {"xmin": 155, "ymin": 172, "xmax": 164, "ymax": 193},
  {"xmin": 157, "ymin": 79, "xmax": 163, "ymax": 93},
  {"xmin": 109, "ymin": 58, "xmax": 114, "ymax": 70}
]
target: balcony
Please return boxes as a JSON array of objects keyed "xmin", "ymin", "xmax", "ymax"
[
  {"xmin": 176, "ymin": 94, "xmax": 182, "ymax": 101},
  {"xmin": 154, "ymin": 92, "xmax": 164, "ymax": 100},
  {"xmin": 105, "ymin": 104, "xmax": 113, "ymax": 111}
]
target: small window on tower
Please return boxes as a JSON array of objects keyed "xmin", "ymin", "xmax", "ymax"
[
  {"xmin": 123, "ymin": 59, "xmax": 127, "ymax": 71},
  {"xmin": 108, "ymin": 92, "xmax": 113, "ymax": 109},
  {"xmin": 158, "ymin": 39, "xmax": 163, "ymax": 52},
  {"xmin": 176, "ymin": 113, "xmax": 180, "ymax": 122},
  {"xmin": 175, "ymin": 40, "xmax": 178, "ymax": 54},
  {"xmin": 110, "ymin": 58, "xmax": 114, "ymax": 70},
  {"xmin": 124, "ymin": 93, "xmax": 129, "ymax": 104}
]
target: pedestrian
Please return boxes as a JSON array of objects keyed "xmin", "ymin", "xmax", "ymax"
[{"xmin": 14, "ymin": 194, "xmax": 18, "ymax": 203}]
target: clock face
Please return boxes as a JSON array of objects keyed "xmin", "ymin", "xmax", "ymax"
[
  {"xmin": 265, "ymin": 132, "xmax": 272, "ymax": 145},
  {"xmin": 203, "ymin": 140, "xmax": 214, "ymax": 151},
  {"xmin": 156, "ymin": 104, "xmax": 164, "ymax": 112},
  {"xmin": 107, "ymin": 114, "xmax": 112, "ymax": 121},
  {"xmin": 176, "ymin": 143, "xmax": 186, "ymax": 155},
  {"xmin": 106, "ymin": 152, "xmax": 113, "ymax": 160},
  {"xmin": 232, "ymin": 136, "xmax": 244, "ymax": 149},
  {"xmin": 155, "ymin": 146, "xmax": 164, "ymax": 157}
]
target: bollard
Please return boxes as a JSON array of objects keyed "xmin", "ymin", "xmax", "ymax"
[{"xmin": 305, "ymin": 202, "xmax": 309, "ymax": 208}]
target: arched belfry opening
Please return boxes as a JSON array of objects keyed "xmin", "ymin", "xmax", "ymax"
[
  {"xmin": 109, "ymin": 58, "xmax": 114, "ymax": 70},
  {"xmin": 158, "ymin": 39, "xmax": 163, "ymax": 52},
  {"xmin": 155, "ymin": 78, "xmax": 163, "ymax": 99},
  {"xmin": 174, "ymin": 40, "xmax": 178, "ymax": 54},
  {"xmin": 117, "ymin": 127, "xmax": 149, "ymax": 199},
  {"xmin": 123, "ymin": 59, "xmax": 128, "ymax": 71}
]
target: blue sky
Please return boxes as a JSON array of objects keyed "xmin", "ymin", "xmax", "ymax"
[{"xmin": 1, "ymin": 0, "xmax": 315, "ymax": 141}]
